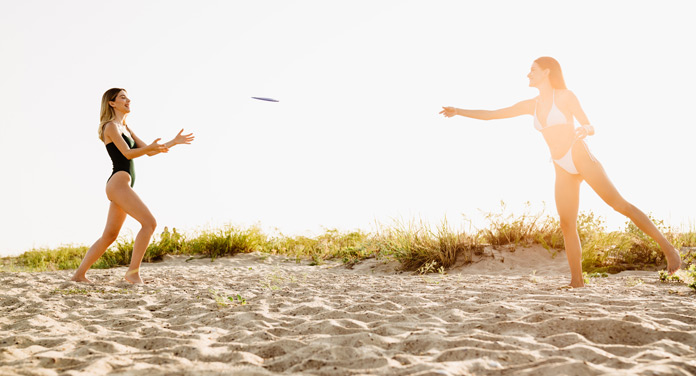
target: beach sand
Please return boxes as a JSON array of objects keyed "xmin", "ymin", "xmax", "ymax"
[{"xmin": 2, "ymin": 246, "xmax": 696, "ymax": 375}]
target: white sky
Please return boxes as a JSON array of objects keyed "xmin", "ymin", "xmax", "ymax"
[{"xmin": 1, "ymin": 0, "xmax": 694, "ymax": 256}]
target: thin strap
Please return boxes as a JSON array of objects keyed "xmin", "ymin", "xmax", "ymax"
[{"xmin": 551, "ymin": 89, "xmax": 555, "ymax": 106}]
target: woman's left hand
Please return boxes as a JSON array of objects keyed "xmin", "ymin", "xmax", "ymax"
[
  {"xmin": 173, "ymin": 129, "xmax": 195, "ymax": 145},
  {"xmin": 575, "ymin": 125, "xmax": 594, "ymax": 139}
]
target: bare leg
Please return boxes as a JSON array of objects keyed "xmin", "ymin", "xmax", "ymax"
[
  {"xmin": 573, "ymin": 142, "xmax": 681, "ymax": 273},
  {"xmin": 71, "ymin": 202, "xmax": 127, "ymax": 282},
  {"xmin": 553, "ymin": 163, "xmax": 585, "ymax": 287},
  {"xmin": 105, "ymin": 173, "xmax": 157, "ymax": 284}
]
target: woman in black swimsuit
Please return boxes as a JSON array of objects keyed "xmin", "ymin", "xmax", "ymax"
[{"xmin": 71, "ymin": 88, "xmax": 194, "ymax": 283}]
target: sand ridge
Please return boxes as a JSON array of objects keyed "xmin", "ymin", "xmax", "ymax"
[{"xmin": 1, "ymin": 247, "xmax": 696, "ymax": 375}]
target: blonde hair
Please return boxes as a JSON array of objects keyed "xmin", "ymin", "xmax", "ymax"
[{"xmin": 98, "ymin": 88, "xmax": 127, "ymax": 141}]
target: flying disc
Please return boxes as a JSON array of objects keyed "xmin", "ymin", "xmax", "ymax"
[{"xmin": 251, "ymin": 97, "xmax": 279, "ymax": 102}]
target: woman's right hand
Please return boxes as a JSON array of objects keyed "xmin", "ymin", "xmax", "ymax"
[
  {"xmin": 439, "ymin": 106, "xmax": 457, "ymax": 118},
  {"xmin": 148, "ymin": 138, "xmax": 169, "ymax": 154}
]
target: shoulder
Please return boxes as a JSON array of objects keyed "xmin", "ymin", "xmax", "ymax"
[
  {"xmin": 515, "ymin": 97, "xmax": 538, "ymax": 110},
  {"xmin": 102, "ymin": 122, "xmax": 121, "ymax": 141},
  {"xmin": 557, "ymin": 89, "xmax": 581, "ymax": 107},
  {"xmin": 557, "ymin": 89, "xmax": 577, "ymax": 101},
  {"xmin": 103, "ymin": 121, "xmax": 120, "ymax": 132}
]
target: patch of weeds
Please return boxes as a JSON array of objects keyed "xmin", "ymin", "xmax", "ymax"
[
  {"xmin": 416, "ymin": 260, "xmax": 438, "ymax": 275},
  {"xmin": 0, "ymin": 259, "xmax": 30, "ymax": 273},
  {"xmin": 420, "ymin": 275, "xmax": 439, "ymax": 285},
  {"xmin": 188, "ymin": 226, "xmax": 266, "ymax": 259},
  {"xmin": 625, "ymin": 277, "xmax": 644, "ymax": 287},
  {"xmin": 375, "ymin": 218, "xmax": 476, "ymax": 273},
  {"xmin": 261, "ymin": 268, "xmax": 286, "ymax": 290},
  {"xmin": 227, "ymin": 294, "xmax": 247, "ymax": 306},
  {"xmin": 582, "ymin": 271, "xmax": 608, "ymax": 285},
  {"xmin": 209, "ymin": 288, "xmax": 246, "ymax": 307},
  {"xmin": 144, "ymin": 227, "xmax": 185, "ymax": 262},
  {"xmin": 18, "ymin": 245, "xmax": 90, "ymax": 272},
  {"xmin": 309, "ymin": 253, "xmax": 323, "ymax": 266},
  {"xmin": 659, "ymin": 270, "xmax": 683, "ymax": 282},
  {"xmin": 209, "ymin": 288, "xmax": 228, "ymax": 307},
  {"xmin": 480, "ymin": 201, "xmax": 562, "ymax": 249},
  {"xmin": 659, "ymin": 265, "xmax": 696, "ymax": 292}
]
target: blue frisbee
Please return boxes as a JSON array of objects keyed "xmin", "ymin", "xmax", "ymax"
[{"xmin": 251, "ymin": 97, "xmax": 279, "ymax": 102}]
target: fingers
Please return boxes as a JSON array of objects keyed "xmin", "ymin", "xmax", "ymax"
[
  {"xmin": 178, "ymin": 129, "xmax": 184, "ymax": 136},
  {"xmin": 439, "ymin": 107, "xmax": 453, "ymax": 117}
]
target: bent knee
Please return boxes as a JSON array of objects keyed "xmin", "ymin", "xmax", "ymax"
[
  {"xmin": 141, "ymin": 217, "xmax": 157, "ymax": 233},
  {"xmin": 102, "ymin": 232, "xmax": 120, "ymax": 245}
]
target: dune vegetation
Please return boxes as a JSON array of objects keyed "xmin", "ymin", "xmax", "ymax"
[{"xmin": 3, "ymin": 203, "xmax": 696, "ymax": 288}]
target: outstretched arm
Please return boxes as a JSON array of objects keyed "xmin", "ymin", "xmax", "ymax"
[
  {"xmin": 439, "ymin": 99, "xmax": 536, "ymax": 121},
  {"xmin": 163, "ymin": 129, "xmax": 195, "ymax": 149},
  {"xmin": 125, "ymin": 126, "xmax": 170, "ymax": 156},
  {"xmin": 128, "ymin": 127, "xmax": 193, "ymax": 156},
  {"xmin": 104, "ymin": 122, "xmax": 168, "ymax": 159}
]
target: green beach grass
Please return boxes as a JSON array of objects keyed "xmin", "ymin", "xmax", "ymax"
[{"xmin": 3, "ymin": 204, "xmax": 696, "ymax": 288}]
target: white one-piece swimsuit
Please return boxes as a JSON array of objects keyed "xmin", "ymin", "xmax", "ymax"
[{"xmin": 533, "ymin": 90, "xmax": 589, "ymax": 175}]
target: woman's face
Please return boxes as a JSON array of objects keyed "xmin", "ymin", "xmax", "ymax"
[
  {"xmin": 109, "ymin": 90, "xmax": 131, "ymax": 114},
  {"xmin": 527, "ymin": 63, "xmax": 548, "ymax": 88}
]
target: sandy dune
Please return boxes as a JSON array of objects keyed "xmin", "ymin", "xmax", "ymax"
[{"xmin": 2, "ymin": 247, "xmax": 696, "ymax": 375}]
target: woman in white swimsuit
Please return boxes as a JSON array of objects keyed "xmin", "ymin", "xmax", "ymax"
[{"xmin": 440, "ymin": 56, "xmax": 681, "ymax": 287}]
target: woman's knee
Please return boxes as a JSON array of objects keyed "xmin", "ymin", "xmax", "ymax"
[
  {"xmin": 140, "ymin": 216, "xmax": 157, "ymax": 233},
  {"xmin": 102, "ymin": 231, "xmax": 120, "ymax": 245},
  {"xmin": 610, "ymin": 199, "xmax": 634, "ymax": 216},
  {"xmin": 559, "ymin": 217, "xmax": 577, "ymax": 232}
]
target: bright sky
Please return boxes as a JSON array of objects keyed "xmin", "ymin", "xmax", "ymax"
[{"xmin": 1, "ymin": 0, "xmax": 694, "ymax": 256}]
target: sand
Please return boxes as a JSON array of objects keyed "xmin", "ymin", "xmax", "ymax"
[{"xmin": 2, "ymin": 246, "xmax": 696, "ymax": 376}]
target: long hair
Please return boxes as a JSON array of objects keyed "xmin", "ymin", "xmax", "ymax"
[
  {"xmin": 98, "ymin": 88, "xmax": 126, "ymax": 141},
  {"xmin": 534, "ymin": 57, "xmax": 567, "ymax": 89}
]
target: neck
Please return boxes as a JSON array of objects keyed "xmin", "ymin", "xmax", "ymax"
[
  {"xmin": 537, "ymin": 81, "xmax": 554, "ymax": 96},
  {"xmin": 113, "ymin": 111, "xmax": 127, "ymax": 126}
]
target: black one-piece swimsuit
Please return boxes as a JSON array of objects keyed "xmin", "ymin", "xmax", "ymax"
[{"xmin": 106, "ymin": 133, "xmax": 136, "ymax": 187}]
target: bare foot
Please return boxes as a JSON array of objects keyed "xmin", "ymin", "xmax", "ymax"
[
  {"xmin": 664, "ymin": 246, "xmax": 682, "ymax": 274},
  {"xmin": 70, "ymin": 275, "xmax": 92, "ymax": 283},
  {"xmin": 124, "ymin": 274, "xmax": 144, "ymax": 284},
  {"xmin": 124, "ymin": 267, "xmax": 144, "ymax": 284},
  {"xmin": 568, "ymin": 279, "xmax": 585, "ymax": 288}
]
